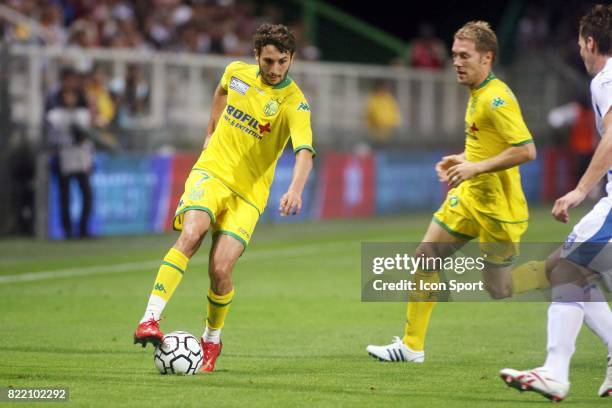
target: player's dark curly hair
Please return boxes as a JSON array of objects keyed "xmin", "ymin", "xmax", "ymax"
[
  {"xmin": 580, "ymin": 4, "xmax": 612, "ymax": 55},
  {"xmin": 253, "ymin": 23, "xmax": 296, "ymax": 56}
]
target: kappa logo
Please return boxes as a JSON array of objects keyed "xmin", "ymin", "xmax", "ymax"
[
  {"xmin": 297, "ymin": 102, "xmax": 310, "ymax": 111},
  {"xmin": 229, "ymin": 77, "xmax": 250, "ymax": 95},
  {"xmin": 154, "ymin": 283, "xmax": 167, "ymax": 293},
  {"xmin": 491, "ymin": 97, "xmax": 506, "ymax": 109}
]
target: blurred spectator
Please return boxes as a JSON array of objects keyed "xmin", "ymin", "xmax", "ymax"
[
  {"xmin": 409, "ymin": 23, "xmax": 447, "ymax": 70},
  {"xmin": 517, "ymin": 5, "xmax": 550, "ymax": 52},
  {"xmin": 548, "ymin": 96, "xmax": 598, "ymax": 185},
  {"xmin": 46, "ymin": 89, "xmax": 94, "ymax": 239},
  {"xmin": 108, "ymin": 64, "xmax": 150, "ymax": 129},
  {"xmin": 45, "ymin": 67, "xmax": 86, "ymax": 111},
  {"xmin": 364, "ymin": 81, "xmax": 402, "ymax": 145},
  {"xmin": 39, "ymin": 3, "xmax": 67, "ymax": 46},
  {"xmin": 85, "ymin": 67, "xmax": 116, "ymax": 128},
  {"xmin": 3, "ymin": 0, "xmax": 316, "ymax": 59}
]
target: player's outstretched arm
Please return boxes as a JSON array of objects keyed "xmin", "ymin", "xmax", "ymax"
[
  {"xmin": 446, "ymin": 143, "xmax": 536, "ymax": 187},
  {"xmin": 203, "ymin": 83, "xmax": 228, "ymax": 150},
  {"xmin": 279, "ymin": 150, "xmax": 313, "ymax": 216},
  {"xmin": 552, "ymin": 111, "xmax": 612, "ymax": 223}
]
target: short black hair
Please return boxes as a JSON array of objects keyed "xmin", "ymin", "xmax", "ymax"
[
  {"xmin": 253, "ymin": 23, "xmax": 296, "ymax": 56},
  {"xmin": 580, "ymin": 4, "xmax": 612, "ymax": 56}
]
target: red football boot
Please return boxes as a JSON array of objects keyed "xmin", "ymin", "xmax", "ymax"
[
  {"xmin": 133, "ymin": 318, "xmax": 164, "ymax": 348},
  {"xmin": 200, "ymin": 338, "xmax": 222, "ymax": 372}
]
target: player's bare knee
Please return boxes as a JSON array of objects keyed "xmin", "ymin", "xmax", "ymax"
[
  {"xmin": 176, "ymin": 229, "xmax": 205, "ymax": 255},
  {"xmin": 209, "ymin": 259, "xmax": 233, "ymax": 281}
]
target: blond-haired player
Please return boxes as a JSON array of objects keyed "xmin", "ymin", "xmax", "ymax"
[{"xmin": 367, "ymin": 21, "xmax": 539, "ymax": 362}]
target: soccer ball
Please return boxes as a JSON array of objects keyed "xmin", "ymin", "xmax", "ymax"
[{"xmin": 154, "ymin": 331, "xmax": 203, "ymax": 375}]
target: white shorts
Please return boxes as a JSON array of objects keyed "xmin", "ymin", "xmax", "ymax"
[{"xmin": 561, "ymin": 195, "xmax": 612, "ymax": 277}]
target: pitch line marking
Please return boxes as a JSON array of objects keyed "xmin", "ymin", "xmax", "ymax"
[{"xmin": 0, "ymin": 242, "xmax": 354, "ymax": 285}]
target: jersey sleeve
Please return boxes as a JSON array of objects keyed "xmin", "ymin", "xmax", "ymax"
[
  {"xmin": 594, "ymin": 79, "xmax": 612, "ymax": 124},
  {"xmin": 220, "ymin": 61, "xmax": 243, "ymax": 91},
  {"xmin": 488, "ymin": 89, "xmax": 533, "ymax": 146},
  {"xmin": 286, "ymin": 94, "xmax": 315, "ymax": 156}
]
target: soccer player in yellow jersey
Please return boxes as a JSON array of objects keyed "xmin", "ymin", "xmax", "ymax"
[
  {"xmin": 134, "ymin": 24, "xmax": 315, "ymax": 372},
  {"xmin": 367, "ymin": 21, "xmax": 539, "ymax": 362}
]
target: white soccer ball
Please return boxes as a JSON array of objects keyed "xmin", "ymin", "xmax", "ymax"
[{"xmin": 154, "ymin": 331, "xmax": 203, "ymax": 375}]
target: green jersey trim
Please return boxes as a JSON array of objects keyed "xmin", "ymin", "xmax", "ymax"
[
  {"xmin": 175, "ymin": 205, "xmax": 216, "ymax": 224},
  {"xmin": 214, "ymin": 230, "xmax": 248, "ymax": 249},
  {"xmin": 432, "ymin": 216, "xmax": 475, "ymax": 240},
  {"xmin": 294, "ymin": 145, "xmax": 316, "ymax": 157},
  {"xmin": 480, "ymin": 212, "xmax": 529, "ymax": 224},
  {"xmin": 511, "ymin": 139, "xmax": 534, "ymax": 147},
  {"xmin": 473, "ymin": 72, "xmax": 496, "ymax": 91},
  {"xmin": 256, "ymin": 69, "xmax": 293, "ymax": 89},
  {"xmin": 273, "ymin": 75, "xmax": 293, "ymax": 89}
]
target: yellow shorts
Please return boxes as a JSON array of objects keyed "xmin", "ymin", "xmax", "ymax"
[
  {"xmin": 433, "ymin": 187, "xmax": 528, "ymax": 266},
  {"xmin": 173, "ymin": 169, "xmax": 259, "ymax": 248}
]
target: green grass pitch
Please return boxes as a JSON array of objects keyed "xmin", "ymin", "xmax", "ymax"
[{"xmin": 0, "ymin": 205, "xmax": 607, "ymax": 407}]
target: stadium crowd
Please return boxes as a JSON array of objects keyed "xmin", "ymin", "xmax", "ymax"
[{"xmin": 2, "ymin": 0, "xmax": 319, "ymax": 60}]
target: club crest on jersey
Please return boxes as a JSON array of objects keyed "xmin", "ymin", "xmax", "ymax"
[
  {"xmin": 229, "ymin": 77, "xmax": 250, "ymax": 95},
  {"xmin": 563, "ymin": 232, "xmax": 577, "ymax": 251},
  {"xmin": 263, "ymin": 99, "xmax": 280, "ymax": 116},
  {"xmin": 449, "ymin": 195, "xmax": 459, "ymax": 208}
]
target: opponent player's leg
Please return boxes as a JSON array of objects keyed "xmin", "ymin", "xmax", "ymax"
[
  {"xmin": 200, "ymin": 234, "xmax": 243, "ymax": 372},
  {"xmin": 134, "ymin": 210, "xmax": 212, "ymax": 347},
  {"xmin": 540, "ymin": 245, "xmax": 612, "ymax": 387},
  {"xmin": 366, "ymin": 219, "xmax": 470, "ymax": 362},
  {"xmin": 500, "ymin": 259, "xmax": 585, "ymax": 401}
]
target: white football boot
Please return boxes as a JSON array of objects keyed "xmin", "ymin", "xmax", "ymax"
[
  {"xmin": 599, "ymin": 356, "xmax": 612, "ymax": 398},
  {"xmin": 499, "ymin": 367, "xmax": 569, "ymax": 402},
  {"xmin": 366, "ymin": 336, "xmax": 424, "ymax": 363}
]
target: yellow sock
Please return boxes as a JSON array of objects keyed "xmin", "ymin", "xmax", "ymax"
[
  {"xmin": 151, "ymin": 248, "xmax": 189, "ymax": 302},
  {"xmin": 403, "ymin": 269, "xmax": 439, "ymax": 351},
  {"xmin": 206, "ymin": 288, "xmax": 235, "ymax": 329},
  {"xmin": 511, "ymin": 260, "xmax": 549, "ymax": 295}
]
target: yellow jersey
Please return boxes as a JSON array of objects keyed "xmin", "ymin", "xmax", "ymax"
[
  {"xmin": 194, "ymin": 61, "xmax": 315, "ymax": 214},
  {"xmin": 463, "ymin": 72, "xmax": 533, "ymax": 223}
]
